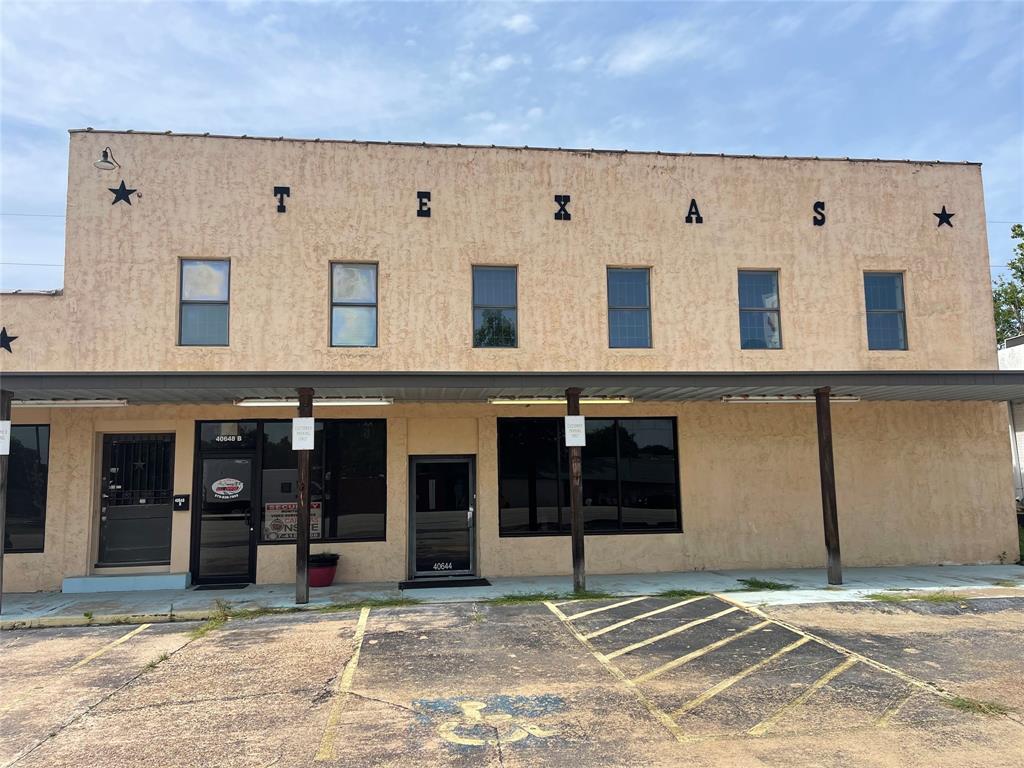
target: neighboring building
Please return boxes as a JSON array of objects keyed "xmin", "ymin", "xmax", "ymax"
[
  {"xmin": 1, "ymin": 129, "xmax": 1021, "ymax": 593},
  {"xmin": 998, "ymin": 336, "xmax": 1024, "ymax": 505}
]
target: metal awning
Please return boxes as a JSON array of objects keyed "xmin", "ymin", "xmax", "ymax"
[{"xmin": 3, "ymin": 370, "xmax": 1024, "ymax": 404}]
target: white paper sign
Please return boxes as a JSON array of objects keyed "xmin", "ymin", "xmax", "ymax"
[
  {"xmin": 0, "ymin": 420, "xmax": 10, "ymax": 456},
  {"xmin": 292, "ymin": 417, "xmax": 315, "ymax": 450},
  {"xmin": 564, "ymin": 415, "xmax": 586, "ymax": 447}
]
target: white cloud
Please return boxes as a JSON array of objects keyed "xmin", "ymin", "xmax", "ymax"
[
  {"xmin": 604, "ymin": 21, "xmax": 737, "ymax": 75},
  {"xmin": 772, "ymin": 14, "xmax": 805, "ymax": 37},
  {"xmin": 501, "ymin": 13, "xmax": 536, "ymax": 34},
  {"xmin": 559, "ymin": 55, "xmax": 592, "ymax": 73},
  {"xmin": 885, "ymin": 0, "xmax": 954, "ymax": 43},
  {"xmin": 484, "ymin": 54, "xmax": 517, "ymax": 72},
  {"xmin": 526, "ymin": 106, "xmax": 543, "ymax": 120}
]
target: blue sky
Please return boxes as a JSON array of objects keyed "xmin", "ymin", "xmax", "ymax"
[{"xmin": 1, "ymin": 0, "xmax": 1021, "ymax": 291}]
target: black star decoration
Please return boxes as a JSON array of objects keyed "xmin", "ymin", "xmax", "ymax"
[
  {"xmin": 934, "ymin": 206, "xmax": 955, "ymax": 227},
  {"xmin": 0, "ymin": 327, "xmax": 17, "ymax": 353},
  {"xmin": 109, "ymin": 180, "xmax": 137, "ymax": 206}
]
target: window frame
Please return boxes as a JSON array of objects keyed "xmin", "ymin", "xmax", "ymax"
[
  {"xmin": 178, "ymin": 258, "xmax": 231, "ymax": 347},
  {"xmin": 496, "ymin": 416, "xmax": 682, "ymax": 537},
  {"xmin": 329, "ymin": 262, "xmax": 379, "ymax": 348},
  {"xmin": 737, "ymin": 269, "xmax": 783, "ymax": 350},
  {"xmin": 863, "ymin": 271, "xmax": 909, "ymax": 351},
  {"xmin": 606, "ymin": 267, "xmax": 653, "ymax": 349},
  {"xmin": 472, "ymin": 265, "xmax": 519, "ymax": 349},
  {"xmin": 3, "ymin": 423, "xmax": 50, "ymax": 554}
]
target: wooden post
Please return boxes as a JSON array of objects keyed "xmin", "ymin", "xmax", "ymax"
[
  {"xmin": 295, "ymin": 387, "xmax": 314, "ymax": 604},
  {"xmin": 0, "ymin": 390, "xmax": 11, "ymax": 615},
  {"xmin": 814, "ymin": 386, "xmax": 842, "ymax": 585},
  {"xmin": 566, "ymin": 387, "xmax": 586, "ymax": 593}
]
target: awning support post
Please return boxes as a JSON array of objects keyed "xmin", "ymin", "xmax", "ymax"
[
  {"xmin": 566, "ymin": 387, "xmax": 586, "ymax": 593},
  {"xmin": 295, "ymin": 387, "xmax": 313, "ymax": 604},
  {"xmin": 814, "ymin": 386, "xmax": 842, "ymax": 585},
  {"xmin": 0, "ymin": 390, "xmax": 10, "ymax": 614}
]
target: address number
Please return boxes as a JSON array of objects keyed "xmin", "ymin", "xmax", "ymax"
[
  {"xmin": 432, "ymin": 562, "xmax": 454, "ymax": 571},
  {"xmin": 215, "ymin": 435, "xmax": 242, "ymax": 443}
]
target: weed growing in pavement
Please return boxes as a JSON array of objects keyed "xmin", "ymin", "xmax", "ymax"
[
  {"xmin": 318, "ymin": 598, "xmax": 421, "ymax": 613},
  {"xmin": 993, "ymin": 579, "xmax": 1020, "ymax": 588},
  {"xmin": 866, "ymin": 591, "xmax": 967, "ymax": 604},
  {"xmin": 945, "ymin": 696, "xmax": 1012, "ymax": 716},
  {"xmin": 83, "ymin": 611, "xmax": 93, "ymax": 623},
  {"xmin": 655, "ymin": 589, "xmax": 707, "ymax": 599},
  {"xmin": 487, "ymin": 590, "xmax": 616, "ymax": 605},
  {"xmin": 487, "ymin": 592, "xmax": 563, "ymax": 605},
  {"xmin": 145, "ymin": 652, "xmax": 171, "ymax": 670},
  {"xmin": 737, "ymin": 578, "xmax": 796, "ymax": 591},
  {"xmin": 188, "ymin": 600, "xmax": 232, "ymax": 639}
]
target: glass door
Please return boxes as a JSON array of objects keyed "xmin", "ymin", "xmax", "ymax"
[
  {"xmin": 194, "ymin": 456, "xmax": 255, "ymax": 584},
  {"xmin": 410, "ymin": 457, "xmax": 475, "ymax": 578}
]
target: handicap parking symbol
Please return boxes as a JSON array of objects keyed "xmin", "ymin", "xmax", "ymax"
[{"xmin": 414, "ymin": 695, "xmax": 564, "ymax": 748}]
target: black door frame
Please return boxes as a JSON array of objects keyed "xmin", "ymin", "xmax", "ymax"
[
  {"xmin": 407, "ymin": 454, "xmax": 477, "ymax": 580},
  {"xmin": 190, "ymin": 425, "xmax": 259, "ymax": 585}
]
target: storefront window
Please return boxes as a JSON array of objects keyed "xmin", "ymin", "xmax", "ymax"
[
  {"xmin": 498, "ymin": 417, "xmax": 680, "ymax": 536},
  {"xmin": 198, "ymin": 420, "xmax": 386, "ymax": 543},
  {"xmin": 4, "ymin": 424, "xmax": 50, "ymax": 553}
]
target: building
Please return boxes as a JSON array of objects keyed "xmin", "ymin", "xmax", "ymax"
[
  {"xmin": 1, "ymin": 129, "xmax": 1022, "ymax": 594},
  {"xmin": 997, "ymin": 337, "xmax": 1024, "ymax": 509}
]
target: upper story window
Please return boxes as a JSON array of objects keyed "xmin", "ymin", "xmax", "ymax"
[
  {"xmin": 738, "ymin": 270, "xmax": 782, "ymax": 349},
  {"xmin": 473, "ymin": 266, "xmax": 517, "ymax": 348},
  {"xmin": 179, "ymin": 259, "xmax": 230, "ymax": 346},
  {"xmin": 864, "ymin": 272, "xmax": 908, "ymax": 350},
  {"xmin": 331, "ymin": 263, "xmax": 378, "ymax": 347},
  {"xmin": 4, "ymin": 424, "xmax": 50, "ymax": 554},
  {"xmin": 607, "ymin": 268, "xmax": 652, "ymax": 348}
]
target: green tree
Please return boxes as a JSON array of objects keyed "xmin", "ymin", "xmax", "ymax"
[
  {"xmin": 992, "ymin": 224, "xmax": 1024, "ymax": 345},
  {"xmin": 473, "ymin": 309, "xmax": 516, "ymax": 347}
]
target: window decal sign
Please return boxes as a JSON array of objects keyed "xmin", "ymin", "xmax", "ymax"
[
  {"xmin": 292, "ymin": 417, "xmax": 315, "ymax": 450},
  {"xmin": 264, "ymin": 501, "xmax": 323, "ymax": 540},
  {"xmin": 0, "ymin": 420, "xmax": 10, "ymax": 455},
  {"xmin": 211, "ymin": 477, "xmax": 244, "ymax": 499}
]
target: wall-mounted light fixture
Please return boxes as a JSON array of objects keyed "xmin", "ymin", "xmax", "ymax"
[
  {"xmin": 488, "ymin": 396, "xmax": 634, "ymax": 406},
  {"xmin": 235, "ymin": 397, "xmax": 394, "ymax": 407},
  {"xmin": 93, "ymin": 147, "xmax": 120, "ymax": 171},
  {"xmin": 721, "ymin": 394, "xmax": 860, "ymax": 403}
]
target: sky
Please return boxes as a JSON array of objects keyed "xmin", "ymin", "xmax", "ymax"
[{"xmin": 1, "ymin": 0, "xmax": 1022, "ymax": 291}]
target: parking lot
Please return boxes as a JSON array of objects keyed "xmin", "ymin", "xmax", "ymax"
[{"xmin": 2, "ymin": 594, "xmax": 1022, "ymax": 767}]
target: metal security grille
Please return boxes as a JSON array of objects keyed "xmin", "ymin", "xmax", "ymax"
[
  {"xmin": 98, "ymin": 434, "xmax": 175, "ymax": 566},
  {"xmin": 103, "ymin": 434, "xmax": 174, "ymax": 505}
]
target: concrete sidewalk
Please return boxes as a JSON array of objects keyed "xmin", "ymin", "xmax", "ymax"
[{"xmin": 2, "ymin": 564, "xmax": 1022, "ymax": 629}]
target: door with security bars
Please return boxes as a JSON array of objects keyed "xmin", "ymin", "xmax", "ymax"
[{"xmin": 98, "ymin": 434, "xmax": 175, "ymax": 566}]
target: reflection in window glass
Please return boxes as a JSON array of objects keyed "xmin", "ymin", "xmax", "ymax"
[
  {"xmin": 607, "ymin": 268, "xmax": 651, "ymax": 348},
  {"xmin": 864, "ymin": 272, "xmax": 907, "ymax": 350},
  {"xmin": 498, "ymin": 418, "xmax": 680, "ymax": 535},
  {"xmin": 473, "ymin": 267, "xmax": 517, "ymax": 347},
  {"xmin": 738, "ymin": 271, "xmax": 782, "ymax": 349},
  {"xmin": 331, "ymin": 264, "xmax": 378, "ymax": 347},
  {"xmin": 497, "ymin": 419, "xmax": 567, "ymax": 533},
  {"xmin": 4, "ymin": 425, "xmax": 49, "ymax": 553},
  {"xmin": 180, "ymin": 260, "xmax": 230, "ymax": 346}
]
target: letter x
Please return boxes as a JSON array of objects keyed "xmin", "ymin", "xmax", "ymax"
[{"xmin": 554, "ymin": 194, "xmax": 571, "ymax": 221}]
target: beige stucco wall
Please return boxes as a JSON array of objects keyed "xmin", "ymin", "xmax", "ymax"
[
  {"xmin": 4, "ymin": 400, "xmax": 1017, "ymax": 592},
  {"xmin": 0, "ymin": 131, "xmax": 997, "ymax": 374}
]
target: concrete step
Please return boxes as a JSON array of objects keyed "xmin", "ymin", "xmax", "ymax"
[{"xmin": 62, "ymin": 572, "xmax": 191, "ymax": 593}]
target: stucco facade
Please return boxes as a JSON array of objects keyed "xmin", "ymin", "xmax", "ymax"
[{"xmin": 0, "ymin": 130, "xmax": 1018, "ymax": 592}]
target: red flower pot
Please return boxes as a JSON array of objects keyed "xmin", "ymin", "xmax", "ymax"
[{"xmin": 309, "ymin": 564, "xmax": 337, "ymax": 588}]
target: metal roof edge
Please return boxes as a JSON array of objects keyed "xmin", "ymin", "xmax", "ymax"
[{"xmin": 65, "ymin": 129, "xmax": 982, "ymax": 167}]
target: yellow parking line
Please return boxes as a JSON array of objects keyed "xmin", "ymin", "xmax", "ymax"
[
  {"xmin": 876, "ymin": 689, "xmax": 914, "ymax": 727},
  {"xmin": 69, "ymin": 624, "xmax": 151, "ymax": 670},
  {"xmin": 545, "ymin": 601, "xmax": 691, "ymax": 743},
  {"xmin": 563, "ymin": 596, "xmax": 648, "ymax": 621},
  {"xmin": 315, "ymin": 607, "xmax": 371, "ymax": 762},
  {"xmin": 748, "ymin": 656, "xmax": 858, "ymax": 736},
  {"xmin": 632, "ymin": 620, "xmax": 771, "ymax": 684},
  {"xmin": 605, "ymin": 607, "xmax": 738, "ymax": 660},
  {"xmin": 672, "ymin": 636, "xmax": 811, "ymax": 716},
  {"xmin": 584, "ymin": 596, "xmax": 708, "ymax": 639}
]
